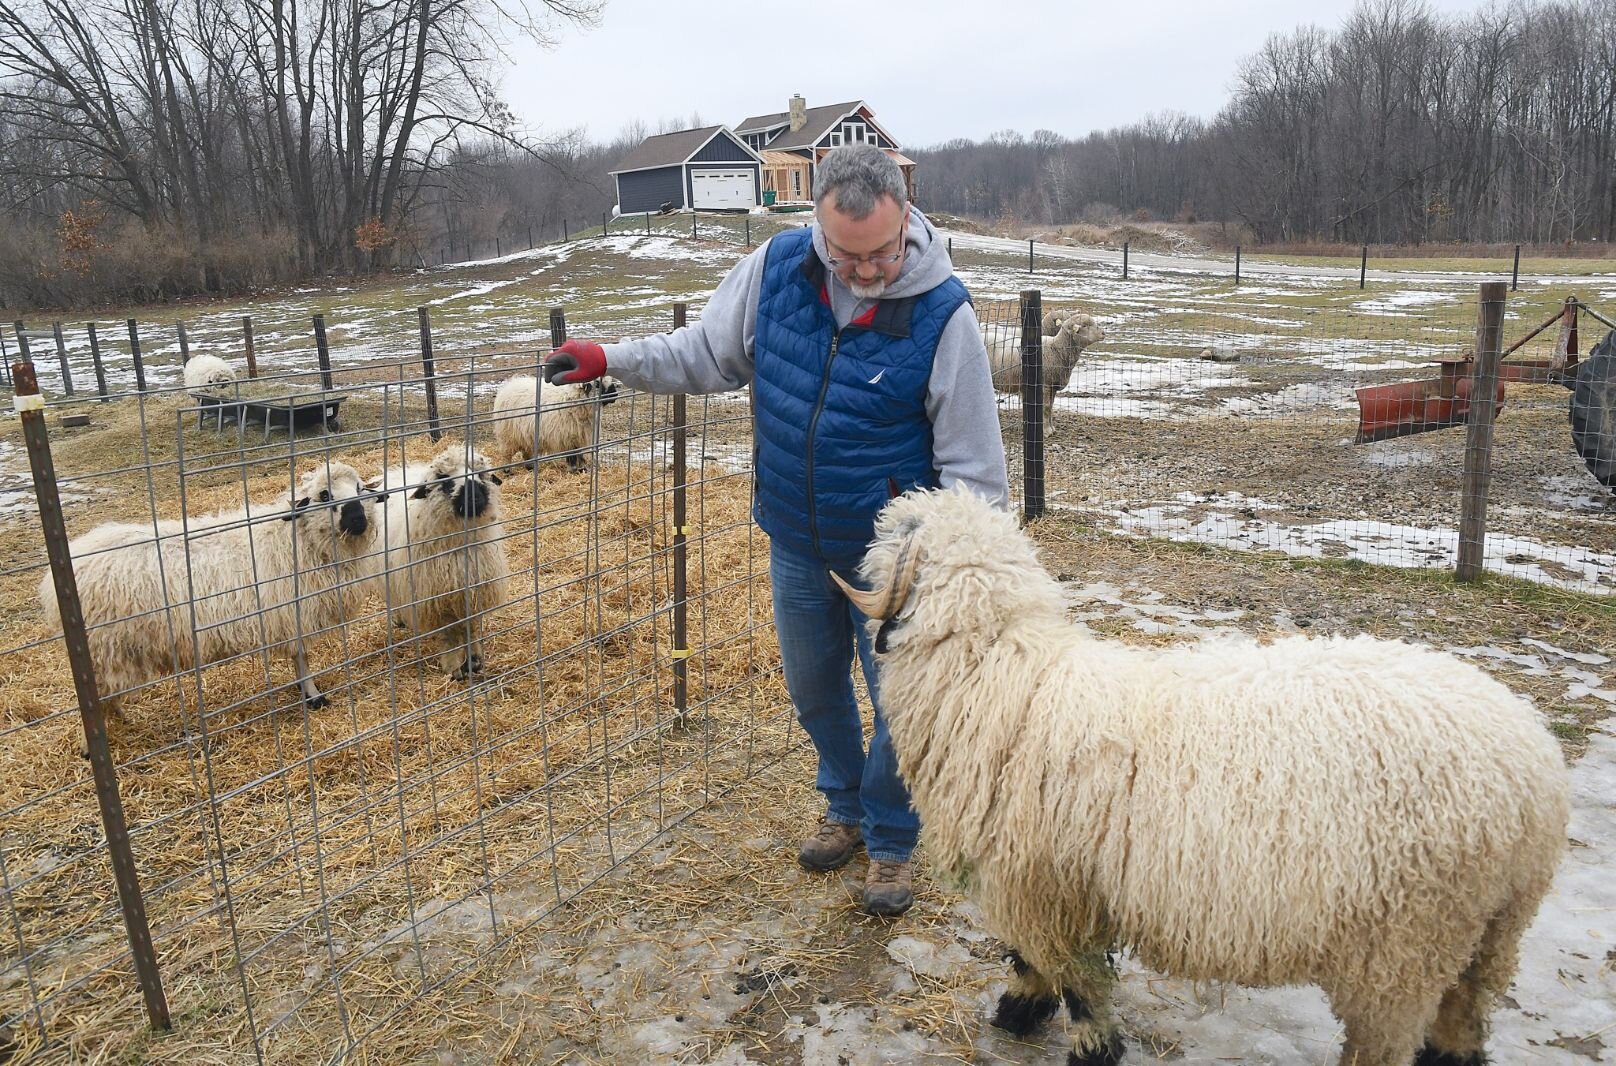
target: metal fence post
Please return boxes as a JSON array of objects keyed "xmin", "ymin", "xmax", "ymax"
[
  {"xmin": 242, "ymin": 316, "xmax": 257, "ymax": 379},
  {"xmin": 0, "ymin": 323, "xmax": 13, "ymax": 387},
  {"xmin": 418, "ymin": 306, "xmax": 442, "ymax": 442},
  {"xmin": 496, "ymin": 235, "xmax": 502, "ymax": 257},
  {"xmin": 10, "ymin": 360, "xmax": 171, "ymax": 1030},
  {"xmin": 312, "ymin": 314, "xmax": 334, "ymax": 392},
  {"xmin": 692, "ymin": 212, "xmax": 698, "ymax": 240},
  {"xmin": 1028, "ymin": 238, "xmax": 1034, "ymax": 273},
  {"xmin": 86, "ymin": 322, "xmax": 108, "ymax": 401},
  {"xmin": 1123, "ymin": 240, "xmax": 1129, "ymax": 280},
  {"xmin": 563, "ymin": 219, "xmax": 569, "ymax": 242},
  {"xmin": 1360, "ymin": 245, "xmax": 1368, "ymax": 289},
  {"xmin": 671, "ymin": 302, "xmax": 689, "ymax": 723},
  {"xmin": 127, "ymin": 319, "xmax": 146, "ymax": 392},
  {"xmin": 947, "ymin": 236, "xmax": 952, "ymax": 259},
  {"xmin": 1457, "ymin": 282, "xmax": 1508, "ymax": 582},
  {"xmin": 744, "ymin": 216, "xmax": 750, "ymax": 247},
  {"xmin": 1511, "ymin": 244, "xmax": 1521, "ymax": 291},
  {"xmin": 1020, "ymin": 289, "xmax": 1046, "ymax": 521},
  {"xmin": 52, "ymin": 321, "xmax": 76, "ymax": 396},
  {"xmin": 1234, "ymin": 245, "xmax": 1242, "ymax": 285}
]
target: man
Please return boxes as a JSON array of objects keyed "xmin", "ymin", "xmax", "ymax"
[{"xmin": 544, "ymin": 143, "xmax": 1008, "ymax": 916}]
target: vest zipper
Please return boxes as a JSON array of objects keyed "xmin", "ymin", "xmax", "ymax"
[{"xmin": 805, "ymin": 327, "xmax": 841, "ymax": 555}]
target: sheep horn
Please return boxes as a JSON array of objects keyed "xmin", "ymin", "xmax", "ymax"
[{"xmin": 828, "ymin": 537, "xmax": 922, "ymax": 621}]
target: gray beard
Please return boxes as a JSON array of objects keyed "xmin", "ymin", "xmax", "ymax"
[{"xmin": 849, "ymin": 278, "xmax": 887, "ymax": 299}]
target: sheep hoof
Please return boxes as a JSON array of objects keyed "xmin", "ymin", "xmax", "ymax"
[
  {"xmin": 991, "ymin": 992, "xmax": 1058, "ymax": 1036},
  {"xmin": 1066, "ymin": 1025, "xmax": 1125, "ymax": 1066},
  {"xmin": 450, "ymin": 656, "xmax": 482, "ymax": 681},
  {"xmin": 304, "ymin": 693, "xmax": 328, "ymax": 710},
  {"xmin": 1414, "ymin": 1047, "xmax": 1487, "ymax": 1066}
]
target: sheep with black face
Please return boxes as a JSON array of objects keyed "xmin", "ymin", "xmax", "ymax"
[
  {"xmin": 39, "ymin": 461, "xmax": 385, "ymax": 713},
  {"xmin": 375, "ymin": 444, "xmax": 508, "ymax": 679}
]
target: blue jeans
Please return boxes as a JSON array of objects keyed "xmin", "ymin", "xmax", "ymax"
[{"xmin": 769, "ymin": 540, "xmax": 918, "ymax": 863}]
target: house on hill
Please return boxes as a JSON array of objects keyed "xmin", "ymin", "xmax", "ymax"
[
  {"xmin": 610, "ymin": 97, "xmax": 914, "ymax": 216},
  {"xmin": 610, "ymin": 126, "xmax": 764, "ymax": 215},
  {"xmin": 735, "ymin": 96, "xmax": 914, "ymax": 206}
]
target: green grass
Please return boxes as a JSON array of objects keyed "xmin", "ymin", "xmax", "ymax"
[{"xmin": 1249, "ymin": 250, "xmax": 1616, "ymax": 277}]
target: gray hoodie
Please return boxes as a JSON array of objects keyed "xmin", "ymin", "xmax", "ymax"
[{"xmin": 601, "ymin": 206, "xmax": 1010, "ymax": 508}]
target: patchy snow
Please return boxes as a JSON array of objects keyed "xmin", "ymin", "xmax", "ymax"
[
  {"xmin": 1355, "ymin": 290, "xmax": 1459, "ymax": 315},
  {"xmin": 1082, "ymin": 497, "xmax": 1616, "ymax": 594}
]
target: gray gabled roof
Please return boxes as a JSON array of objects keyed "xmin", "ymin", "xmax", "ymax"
[
  {"xmin": 610, "ymin": 126, "xmax": 726, "ymax": 174},
  {"xmin": 758, "ymin": 101, "xmax": 884, "ymax": 151},
  {"xmin": 735, "ymin": 111, "xmax": 791, "ymax": 135}
]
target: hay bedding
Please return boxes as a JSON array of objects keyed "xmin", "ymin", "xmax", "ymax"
[{"xmin": 0, "ymin": 399, "xmax": 795, "ymax": 1062}]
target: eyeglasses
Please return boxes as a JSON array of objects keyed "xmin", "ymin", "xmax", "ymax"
[{"xmin": 822, "ymin": 220, "xmax": 907, "ymax": 270}]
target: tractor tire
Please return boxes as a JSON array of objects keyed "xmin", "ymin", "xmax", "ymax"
[{"xmin": 1569, "ymin": 329, "xmax": 1616, "ymax": 492}]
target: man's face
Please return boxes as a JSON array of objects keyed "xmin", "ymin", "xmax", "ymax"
[{"xmin": 817, "ymin": 191, "xmax": 907, "ymax": 299}]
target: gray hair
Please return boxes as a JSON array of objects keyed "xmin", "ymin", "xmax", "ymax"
[{"xmin": 813, "ymin": 143, "xmax": 907, "ymax": 218}]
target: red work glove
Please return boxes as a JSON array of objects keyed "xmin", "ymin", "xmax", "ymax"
[{"xmin": 543, "ymin": 339, "xmax": 607, "ymax": 384}]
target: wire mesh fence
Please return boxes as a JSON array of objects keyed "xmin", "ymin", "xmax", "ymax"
[
  {"xmin": 1, "ymin": 226, "xmax": 1613, "ymax": 1061},
  {"xmin": 0, "ymin": 306, "xmax": 800, "ymax": 1061}
]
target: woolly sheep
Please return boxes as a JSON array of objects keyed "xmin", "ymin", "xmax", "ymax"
[
  {"xmin": 376, "ymin": 444, "xmax": 508, "ymax": 678},
  {"xmin": 182, "ymin": 354, "xmax": 237, "ymax": 395},
  {"xmin": 39, "ymin": 462, "xmax": 385, "ymax": 713},
  {"xmin": 984, "ymin": 312, "xmax": 1104, "ymax": 425},
  {"xmin": 834, "ymin": 487, "xmax": 1570, "ymax": 1066},
  {"xmin": 490, "ymin": 374, "xmax": 619, "ymax": 472}
]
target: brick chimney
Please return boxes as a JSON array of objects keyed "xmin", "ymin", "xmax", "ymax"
[{"xmin": 789, "ymin": 94, "xmax": 807, "ymax": 132}]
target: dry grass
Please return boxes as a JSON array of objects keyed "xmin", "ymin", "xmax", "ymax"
[{"xmin": 0, "ymin": 388, "xmax": 790, "ymax": 1063}]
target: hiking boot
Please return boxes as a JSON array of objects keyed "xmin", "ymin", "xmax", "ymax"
[
  {"xmin": 798, "ymin": 819, "xmax": 861, "ymax": 872},
  {"xmin": 863, "ymin": 859, "xmax": 914, "ymax": 916}
]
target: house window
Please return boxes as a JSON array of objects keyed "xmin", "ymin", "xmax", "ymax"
[
  {"xmin": 828, "ymin": 132, "xmax": 841, "ymax": 148},
  {"xmin": 792, "ymin": 170, "xmax": 802, "ymax": 198},
  {"xmin": 842, "ymin": 122, "xmax": 866, "ymax": 144}
]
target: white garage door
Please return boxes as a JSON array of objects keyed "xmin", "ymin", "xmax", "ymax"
[{"xmin": 690, "ymin": 168, "xmax": 755, "ymax": 209}]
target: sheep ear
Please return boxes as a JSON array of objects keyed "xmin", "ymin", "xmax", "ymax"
[
  {"xmin": 488, "ymin": 472, "xmax": 503, "ymax": 486},
  {"xmin": 362, "ymin": 475, "xmax": 389, "ymax": 502},
  {"xmin": 411, "ymin": 483, "xmax": 432, "ymax": 500},
  {"xmin": 282, "ymin": 496, "xmax": 311, "ymax": 520}
]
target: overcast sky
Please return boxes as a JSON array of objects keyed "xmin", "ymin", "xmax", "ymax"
[{"xmin": 501, "ymin": 0, "xmax": 1493, "ymax": 149}]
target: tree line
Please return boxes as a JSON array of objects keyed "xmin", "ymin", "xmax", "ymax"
[
  {"xmin": 911, "ymin": 0, "xmax": 1616, "ymax": 247},
  {"xmin": 0, "ymin": 0, "xmax": 606, "ymax": 307},
  {"xmin": 4, "ymin": 0, "xmax": 1613, "ymax": 310}
]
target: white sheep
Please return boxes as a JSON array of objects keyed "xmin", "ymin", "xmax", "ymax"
[
  {"xmin": 182, "ymin": 354, "xmax": 237, "ymax": 395},
  {"xmin": 376, "ymin": 444, "xmax": 508, "ymax": 678},
  {"xmin": 984, "ymin": 312, "xmax": 1104, "ymax": 425},
  {"xmin": 490, "ymin": 374, "xmax": 619, "ymax": 473},
  {"xmin": 833, "ymin": 487, "xmax": 1570, "ymax": 1066},
  {"xmin": 39, "ymin": 462, "xmax": 385, "ymax": 714}
]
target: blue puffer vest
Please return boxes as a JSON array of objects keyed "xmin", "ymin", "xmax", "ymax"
[{"xmin": 752, "ymin": 226, "xmax": 970, "ymax": 567}]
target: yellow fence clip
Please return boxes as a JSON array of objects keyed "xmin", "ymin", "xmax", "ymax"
[
  {"xmin": 671, "ymin": 648, "xmax": 692, "ymax": 660},
  {"xmin": 673, "ymin": 524, "xmax": 692, "ymax": 536}
]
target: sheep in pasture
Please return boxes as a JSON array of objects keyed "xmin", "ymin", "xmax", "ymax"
[
  {"xmin": 833, "ymin": 487, "xmax": 1570, "ymax": 1066},
  {"xmin": 490, "ymin": 374, "xmax": 619, "ymax": 473},
  {"xmin": 39, "ymin": 462, "xmax": 385, "ymax": 714},
  {"xmin": 182, "ymin": 354, "xmax": 237, "ymax": 395},
  {"xmin": 376, "ymin": 444, "xmax": 508, "ymax": 679},
  {"xmin": 984, "ymin": 312, "xmax": 1104, "ymax": 426}
]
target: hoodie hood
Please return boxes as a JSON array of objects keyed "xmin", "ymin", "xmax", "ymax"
[{"xmin": 812, "ymin": 206, "xmax": 954, "ymax": 329}]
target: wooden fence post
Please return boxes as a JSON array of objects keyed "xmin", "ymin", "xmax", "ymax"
[
  {"xmin": 86, "ymin": 322, "xmax": 108, "ymax": 400},
  {"xmin": 52, "ymin": 321, "xmax": 75, "ymax": 395},
  {"xmin": 127, "ymin": 319, "xmax": 146, "ymax": 392},
  {"xmin": 418, "ymin": 306, "xmax": 442, "ymax": 442},
  {"xmin": 1457, "ymin": 282, "xmax": 1508, "ymax": 582},
  {"xmin": 242, "ymin": 316, "xmax": 257, "ymax": 378},
  {"xmin": 312, "ymin": 314, "xmax": 334, "ymax": 392}
]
